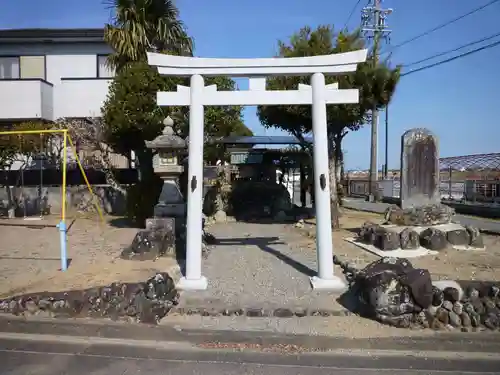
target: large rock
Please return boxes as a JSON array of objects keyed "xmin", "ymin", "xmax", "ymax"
[
  {"xmin": 358, "ymin": 222, "xmax": 379, "ymax": 244},
  {"xmin": 446, "ymin": 229, "xmax": 470, "ymax": 246},
  {"xmin": 214, "ymin": 210, "xmax": 227, "ymax": 223},
  {"xmin": 352, "ymin": 257, "xmax": 433, "ymax": 326},
  {"xmin": 121, "ymin": 229, "xmax": 175, "ymax": 260},
  {"xmin": 374, "ymin": 229, "xmax": 400, "ymax": 251},
  {"xmin": 432, "ymin": 280, "xmax": 464, "ymax": 302},
  {"xmin": 465, "ymin": 225, "xmax": 484, "ymax": 248},
  {"xmin": 419, "ymin": 227, "xmax": 447, "ymax": 250},
  {"xmin": 400, "ymin": 228, "xmax": 420, "ymax": 249}
]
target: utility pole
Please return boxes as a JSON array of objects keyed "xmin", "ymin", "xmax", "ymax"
[
  {"xmin": 361, "ymin": 0, "xmax": 392, "ymax": 201},
  {"xmin": 384, "ymin": 105, "xmax": 389, "ymax": 178}
]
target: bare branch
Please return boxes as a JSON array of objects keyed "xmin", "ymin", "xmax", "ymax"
[{"xmin": 55, "ymin": 117, "xmax": 126, "ymax": 195}]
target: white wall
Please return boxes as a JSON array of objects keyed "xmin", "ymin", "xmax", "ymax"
[
  {"xmin": 0, "ymin": 42, "xmax": 113, "ymax": 120},
  {"xmin": 0, "ymin": 79, "xmax": 53, "ymax": 120},
  {"xmin": 57, "ymin": 79, "xmax": 111, "ymax": 118}
]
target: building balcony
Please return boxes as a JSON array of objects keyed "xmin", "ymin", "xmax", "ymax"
[
  {"xmin": 0, "ymin": 79, "xmax": 54, "ymax": 122},
  {"xmin": 56, "ymin": 78, "xmax": 111, "ymax": 118}
]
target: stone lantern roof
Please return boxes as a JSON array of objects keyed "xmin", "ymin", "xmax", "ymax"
[{"xmin": 145, "ymin": 117, "xmax": 186, "ymax": 150}]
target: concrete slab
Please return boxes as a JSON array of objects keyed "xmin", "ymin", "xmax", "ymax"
[
  {"xmin": 378, "ymin": 223, "xmax": 464, "ymax": 234},
  {"xmin": 344, "ymin": 237, "xmax": 437, "ymax": 259}
]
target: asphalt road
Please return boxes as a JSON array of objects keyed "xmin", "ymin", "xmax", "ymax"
[{"xmin": 1, "ymin": 336, "xmax": 500, "ymax": 375}]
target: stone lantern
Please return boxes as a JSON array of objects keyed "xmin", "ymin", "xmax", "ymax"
[
  {"xmin": 145, "ymin": 116, "xmax": 187, "ymax": 219},
  {"xmin": 121, "ymin": 117, "xmax": 188, "ymax": 261}
]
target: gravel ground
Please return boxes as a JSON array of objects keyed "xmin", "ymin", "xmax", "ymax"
[
  {"xmin": 179, "ymin": 221, "xmax": 347, "ymax": 312},
  {"xmin": 0, "ymin": 216, "xmax": 179, "ymax": 298}
]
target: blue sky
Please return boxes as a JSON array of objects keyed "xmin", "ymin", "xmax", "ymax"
[{"xmin": 1, "ymin": 0, "xmax": 499, "ymax": 170}]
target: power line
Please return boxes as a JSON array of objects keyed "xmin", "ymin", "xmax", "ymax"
[
  {"xmin": 401, "ymin": 39, "xmax": 500, "ymax": 76},
  {"xmin": 403, "ymin": 31, "xmax": 500, "ymax": 67},
  {"xmin": 342, "ymin": 0, "xmax": 363, "ymax": 31},
  {"xmin": 383, "ymin": 0, "xmax": 500, "ymax": 55}
]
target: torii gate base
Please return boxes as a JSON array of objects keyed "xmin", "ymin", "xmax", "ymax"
[{"xmin": 148, "ymin": 50, "xmax": 367, "ymax": 291}]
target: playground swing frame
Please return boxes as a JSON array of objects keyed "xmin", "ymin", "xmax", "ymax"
[{"xmin": 0, "ymin": 128, "xmax": 104, "ymax": 271}]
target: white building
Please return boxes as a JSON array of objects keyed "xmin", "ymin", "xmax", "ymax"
[{"xmin": 0, "ymin": 28, "xmax": 114, "ymax": 123}]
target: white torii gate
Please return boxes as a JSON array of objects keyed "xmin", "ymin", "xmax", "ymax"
[{"xmin": 147, "ymin": 50, "xmax": 368, "ymax": 291}]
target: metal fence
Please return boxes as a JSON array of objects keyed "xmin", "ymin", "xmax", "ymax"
[
  {"xmin": 345, "ymin": 152, "xmax": 500, "ymax": 204},
  {"xmin": 346, "ymin": 178, "xmax": 500, "ymax": 204}
]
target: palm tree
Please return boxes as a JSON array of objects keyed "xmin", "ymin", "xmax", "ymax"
[{"xmin": 104, "ymin": 0, "xmax": 193, "ymax": 72}]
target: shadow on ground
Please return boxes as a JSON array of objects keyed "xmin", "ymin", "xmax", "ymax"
[
  {"xmin": 216, "ymin": 236, "xmax": 316, "ymax": 277},
  {"xmin": 108, "ymin": 217, "xmax": 140, "ymax": 229},
  {"xmin": 231, "ymin": 205, "xmax": 316, "ymax": 225}
]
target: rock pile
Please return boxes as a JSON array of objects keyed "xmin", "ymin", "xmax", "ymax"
[
  {"xmin": 384, "ymin": 204, "xmax": 455, "ymax": 226},
  {"xmin": 0, "ymin": 273, "xmax": 179, "ymax": 324},
  {"xmin": 425, "ymin": 284, "xmax": 500, "ymax": 331},
  {"xmin": 358, "ymin": 221, "xmax": 483, "ymax": 251},
  {"xmin": 334, "ymin": 255, "xmax": 500, "ymax": 331}
]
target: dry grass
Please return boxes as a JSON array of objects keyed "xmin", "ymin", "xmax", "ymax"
[
  {"xmin": 0, "ymin": 215, "xmax": 180, "ymax": 298},
  {"xmin": 297, "ymin": 209, "xmax": 500, "ymax": 282}
]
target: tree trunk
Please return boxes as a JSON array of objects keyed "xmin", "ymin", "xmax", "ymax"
[
  {"xmin": 135, "ymin": 148, "xmax": 155, "ymax": 182},
  {"xmin": 100, "ymin": 149, "xmax": 126, "ymax": 195},
  {"xmin": 299, "ymin": 163, "xmax": 306, "ymax": 208},
  {"xmin": 328, "ymin": 136, "xmax": 340, "ymax": 229},
  {"xmin": 333, "ymin": 134, "xmax": 344, "ymax": 206},
  {"xmin": 333, "ymin": 135, "xmax": 344, "ymax": 182}
]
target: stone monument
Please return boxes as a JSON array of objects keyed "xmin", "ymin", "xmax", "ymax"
[
  {"xmin": 356, "ymin": 127, "xmax": 484, "ymax": 252},
  {"xmin": 400, "ymin": 128, "xmax": 440, "ymax": 209}
]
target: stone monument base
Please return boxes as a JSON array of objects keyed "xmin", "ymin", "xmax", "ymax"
[
  {"xmin": 122, "ymin": 216, "xmax": 215, "ymax": 261},
  {"xmin": 352, "ymin": 221, "xmax": 485, "ymax": 257},
  {"xmin": 384, "ymin": 203, "xmax": 455, "ymax": 227}
]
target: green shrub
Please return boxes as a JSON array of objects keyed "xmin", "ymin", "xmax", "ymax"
[
  {"xmin": 125, "ymin": 175, "xmax": 163, "ymax": 227},
  {"xmin": 229, "ymin": 180, "xmax": 292, "ymax": 219}
]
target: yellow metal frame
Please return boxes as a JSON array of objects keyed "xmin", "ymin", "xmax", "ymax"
[{"xmin": 0, "ymin": 129, "xmax": 105, "ymax": 223}]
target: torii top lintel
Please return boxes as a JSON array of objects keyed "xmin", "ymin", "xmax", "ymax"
[{"xmin": 146, "ymin": 49, "xmax": 368, "ymax": 77}]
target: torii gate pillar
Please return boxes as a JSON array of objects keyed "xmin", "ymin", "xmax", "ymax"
[
  {"xmin": 182, "ymin": 74, "xmax": 207, "ymax": 290},
  {"xmin": 148, "ymin": 50, "xmax": 367, "ymax": 291},
  {"xmin": 309, "ymin": 72, "xmax": 340, "ymax": 289}
]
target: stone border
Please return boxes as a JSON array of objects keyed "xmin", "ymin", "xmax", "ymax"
[
  {"xmin": 0, "ymin": 272, "xmax": 180, "ymax": 325},
  {"xmin": 169, "ymin": 306, "xmax": 352, "ymax": 318}
]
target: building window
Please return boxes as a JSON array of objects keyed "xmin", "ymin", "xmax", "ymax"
[
  {"xmin": 19, "ymin": 56, "xmax": 45, "ymax": 80},
  {"xmin": 0, "ymin": 57, "xmax": 20, "ymax": 79},
  {"xmin": 97, "ymin": 55, "xmax": 114, "ymax": 78}
]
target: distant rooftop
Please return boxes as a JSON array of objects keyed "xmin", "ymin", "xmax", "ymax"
[
  {"xmin": 0, "ymin": 28, "xmax": 105, "ymax": 43},
  {"xmin": 211, "ymin": 135, "xmax": 313, "ymax": 145}
]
